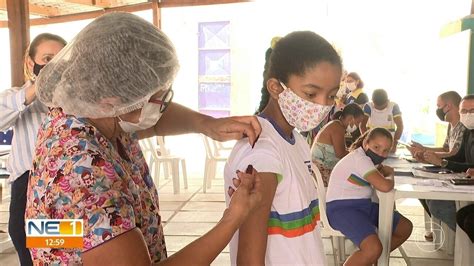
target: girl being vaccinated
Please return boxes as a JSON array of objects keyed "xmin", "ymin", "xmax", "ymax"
[{"xmin": 224, "ymin": 31, "xmax": 341, "ymax": 265}]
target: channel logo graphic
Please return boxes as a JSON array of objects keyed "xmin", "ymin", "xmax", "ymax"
[{"xmin": 26, "ymin": 219, "xmax": 83, "ymax": 248}]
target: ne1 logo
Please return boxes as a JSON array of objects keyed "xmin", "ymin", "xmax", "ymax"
[{"xmin": 26, "ymin": 219, "xmax": 83, "ymax": 248}]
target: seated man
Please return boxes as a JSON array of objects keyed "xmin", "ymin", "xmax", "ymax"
[
  {"xmin": 424, "ymin": 95, "xmax": 474, "ymax": 172},
  {"xmin": 360, "ymin": 89, "xmax": 404, "ymax": 153},
  {"xmin": 410, "ymin": 91, "xmax": 465, "ymax": 158},
  {"xmin": 409, "ymin": 91, "xmax": 466, "ymax": 239},
  {"xmin": 420, "ymin": 95, "xmax": 474, "ymax": 232}
]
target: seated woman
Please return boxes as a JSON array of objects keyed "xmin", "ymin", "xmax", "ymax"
[{"xmin": 311, "ymin": 103, "xmax": 364, "ymax": 186}]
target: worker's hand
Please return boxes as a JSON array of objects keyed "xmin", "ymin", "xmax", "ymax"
[
  {"xmin": 202, "ymin": 116, "xmax": 261, "ymax": 148},
  {"xmin": 24, "ymin": 82, "xmax": 37, "ymax": 105},
  {"xmin": 226, "ymin": 165, "xmax": 262, "ymax": 225}
]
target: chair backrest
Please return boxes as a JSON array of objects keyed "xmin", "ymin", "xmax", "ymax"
[
  {"xmin": 139, "ymin": 137, "xmax": 160, "ymax": 163},
  {"xmin": 311, "ymin": 164, "xmax": 336, "ymax": 231},
  {"xmin": 201, "ymin": 135, "xmax": 214, "ymax": 160},
  {"xmin": 156, "ymin": 136, "xmax": 170, "ymax": 157}
]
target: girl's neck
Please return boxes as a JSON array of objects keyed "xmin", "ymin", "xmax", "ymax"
[{"xmin": 260, "ymin": 101, "xmax": 294, "ymax": 138}]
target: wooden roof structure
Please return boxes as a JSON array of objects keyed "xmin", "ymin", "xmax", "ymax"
[{"xmin": 2, "ymin": 0, "xmax": 249, "ymax": 87}]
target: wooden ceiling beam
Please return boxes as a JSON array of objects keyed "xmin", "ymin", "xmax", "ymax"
[
  {"xmin": 64, "ymin": 0, "xmax": 95, "ymax": 5},
  {"xmin": 160, "ymin": 0, "xmax": 250, "ymax": 8},
  {"xmin": 1, "ymin": 2, "xmax": 152, "ymax": 27},
  {"xmin": 0, "ymin": 0, "xmax": 62, "ymax": 16},
  {"xmin": 0, "ymin": 0, "xmax": 251, "ymax": 28},
  {"xmin": 65, "ymin": 0, "xmax": 137, "ymax": 8}
]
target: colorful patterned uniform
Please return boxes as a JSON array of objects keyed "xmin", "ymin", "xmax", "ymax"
[
  {"xmin": 224, "ymin": 116, "xmax": 325, "ymax": 265},
  {"xmin": 25, "ymin": 108, "xmax": 166, "ymax": 265}
]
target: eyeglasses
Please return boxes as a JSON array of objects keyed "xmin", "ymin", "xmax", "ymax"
[{"xmin": 149, "ymin": 87, "xmax": 174, "ymax": 113}]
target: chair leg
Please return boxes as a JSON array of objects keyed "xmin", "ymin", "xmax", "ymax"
[
  {"xmin": 331, "ymin": 236, "xmax": 341, "ymax": 265},
  {"xmin": 181, "ymin": 159, "xmax": 188, "ymax": 189},
  {"xmin": 171, "ymin": 160, "xmax": 180, "ymax": 194},
  {"xmin": 203, "ymin": 159, "xmax": 210, "ymax": 193},
  {"xmin": 398, "ymin": 245, "xmax": 411, "ymax": 266},
  {"xmin": 154, "ymin": 161, "xmax": 161, "ymax": 187},
  {"xmin": 337, "ymin": 236, "xmax": 345, "ymax": 264},
  {"xmin": 330, "ymin": 236, "xmax": 338, "ymax": 266},
  {"xmin": 208, "ymin": 160, "xmax": 216, "ymax": 189},
  {"xmin": 164, "ymin": 161, "xmax": 170, "ymax": 179}
]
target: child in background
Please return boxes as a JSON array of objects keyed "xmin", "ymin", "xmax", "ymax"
[
  {"xmin": 311, "ymin": 103, "xmax": 364, "ymax": 186},
  {"xmin": 326, "ymin": 128, "xmax": 413, "ymax": 266},
  {"xmin": 224, "ymin": 31, "xmax": 342, "ymax": 265}
]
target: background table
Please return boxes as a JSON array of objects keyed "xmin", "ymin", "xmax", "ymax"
[{"xmin": 377, "ymin": 158, "xmax": 474, "ymax": 266}]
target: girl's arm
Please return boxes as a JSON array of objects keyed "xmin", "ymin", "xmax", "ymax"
[
  {"xmin": 330, "ymin": 125, "xmax": 349, "ymax": 159},
  {"xmin": 237, "ymin": 172, "xmax": 278, "ymax": 265},
  {"xmin": 360, "ymin": 115, "xmax": 369, "ymax": 134},
  {"xmin": 365, "ymin": 165, "xmax": 394, "ymax": 192}
]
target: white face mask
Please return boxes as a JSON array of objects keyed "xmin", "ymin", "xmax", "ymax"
[
  {"xmin": 118, "ymin": 101, "xmax": 163, "ymax": 133},
  {"xmin": 347, "ymin": 123, "xmax": 358, "ymax": 133},
  {"xmin": 346, "ymin": 82, "xmax": 357, "ymax": 92},
  {"xmin": 118, "ymin": 89, "xmax": 173, "ymax": 133},
  {"xmin": 460, "ymin": 113, "xmax": 474, "ymax": 130},
  {"xmin": 278, "ymin": 82, "xmax": 333, "ymax": 132}
]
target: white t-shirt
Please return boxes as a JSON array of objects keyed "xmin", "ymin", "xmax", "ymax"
[
  {"xmin": 224, "ymin": 117, "xmax": 326, "ymax": 266},
  {"xmin": 364, "ymin": 102, "xmax": 401, "ymax": 133},
  {"xmin": 326, "ymin": 147, "xmax": 377, "ymax": 202}
]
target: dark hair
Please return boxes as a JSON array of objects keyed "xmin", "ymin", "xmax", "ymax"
[
  {"xmin": 256, "ymin": 47, "xmax": 274, "ymax": 114},
  {"xmin": 332, "ymin": 103, "xmax": 364, "ymax": 120},
  {"xmin": 462, "ymin": 94, "xmax": 474, "ymax": 101},
  {"xmin": 349, "ymin": 127, "xmax": 393, "ymax": 151},
  {"xmin": 439, "ymin": 91, "xmax": 462, "ymax": 107},
  {"xmin": 24, "ymin": 33, "xmax": 67, "ymax": 80},
  {"xmin": 257, "ymin": 32, "xmax": 341, "ymax": 113},
  {"xmin": 265, "ymin": 31, "xmax": 342, "ymax": 91},
  {"xmin": 347, "ymin": 72, "xmax": 364, "ymax": 89},
  {"xmin": 355, "ymin": 92, "xmax": 369, "ymax": 105},
  {"xmin": 372, "ymin": 89, "xmax": 388, "ymax": 106}
]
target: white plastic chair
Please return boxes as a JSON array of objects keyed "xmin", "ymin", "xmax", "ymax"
[
  {"xmin": 311, "ymin": 166, "xmax": 347, "ymax": 266},
  {"xmin": 139, "ymin": 137, "xmax": 187, "ymax": 194},
  {"xmin": 201, "ymin": 135, "xmax": 229, "ymax": 193}
]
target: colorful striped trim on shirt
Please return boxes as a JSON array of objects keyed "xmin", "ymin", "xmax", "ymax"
[
  {"xmin": 267, "ymin": 199, "xmax": 320, "ymax": 238},
  {"xmin": 347, "ymin": 173, "xmax": 370, "ymax": 186}
]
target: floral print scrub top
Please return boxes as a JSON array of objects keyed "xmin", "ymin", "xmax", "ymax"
[{"xmin": 25, "ymin": 108, "xmax": 166, "ymax": 265}]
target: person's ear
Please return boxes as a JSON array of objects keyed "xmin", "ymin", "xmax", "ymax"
[
  {"xmin": 362, "ymin": 139, "xmax": 368, "ymax": 150},
  {"xmin": 266, "ymin": 78, "xmax": 284, "ymax": 100},
  {"xmin": 26, "ymin": 56, "xmax": 35, "ymax": 73}
]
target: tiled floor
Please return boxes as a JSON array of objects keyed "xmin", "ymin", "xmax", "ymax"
[{"xmin": 0, "ymin": 174, "xmax": 455, "ymax": 265}]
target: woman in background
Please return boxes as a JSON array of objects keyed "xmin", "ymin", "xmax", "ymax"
[{"xmin": 0, "ymin": 33, "xmax": 66, "ymax": 266}]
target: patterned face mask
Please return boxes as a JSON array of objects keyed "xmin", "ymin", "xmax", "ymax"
[{"xmin": 277, "ymin": 82, "xmax": 333, "ymax": 132}]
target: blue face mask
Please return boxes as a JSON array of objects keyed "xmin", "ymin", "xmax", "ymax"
[{"xmin": 365, "ymin": 148, "xmax": 386, "ymax": 165}]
